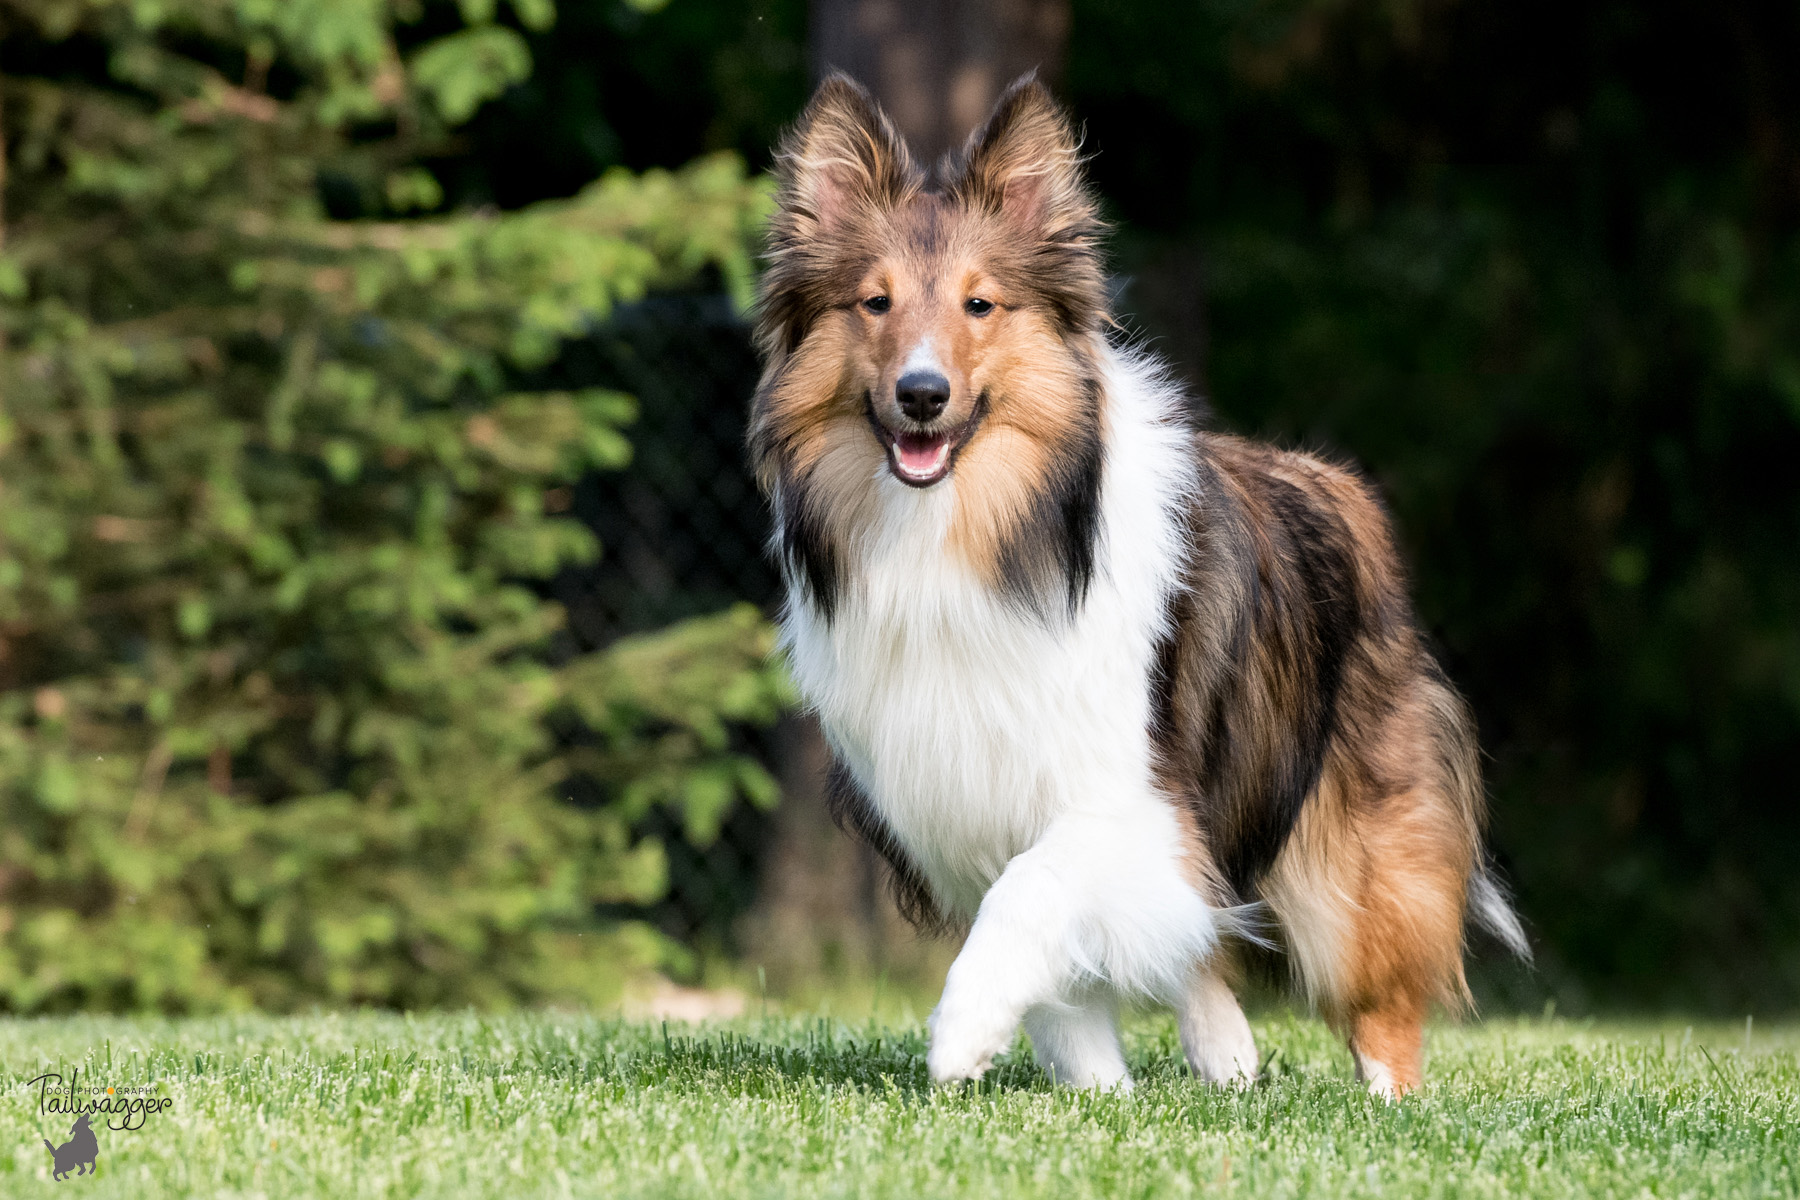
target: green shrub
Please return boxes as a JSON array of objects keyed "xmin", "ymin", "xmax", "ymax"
[{"xmin": 0, "ymin": 0, "xmax": 786, "ymax": 1011}]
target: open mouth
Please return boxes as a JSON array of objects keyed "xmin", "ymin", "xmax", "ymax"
[
  {"xmin": 867, "ymin": 393, "xmax": 986, "ymax": 488},
  {"xmin": 890, "ymin": 432, "xmax": 953, "ymax": 485}
]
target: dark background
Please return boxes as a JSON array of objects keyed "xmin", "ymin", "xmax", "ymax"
[{"xmin": 421, "ymin": 0, "xmax": 1800, "ymax": 1012}]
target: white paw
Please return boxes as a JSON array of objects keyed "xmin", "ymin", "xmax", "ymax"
[
  {"xmin": 1040, "ymin": 1054, "xmax": 1135, "ymax": 1092},
  {"xmin": 1178, "ymin": 970, "xmax": 1259, "ymax": 1087},
  {"xmin": 1088, "ymin": 1069, "xmax": 1134, "ymax": 1094},
  {"xmin": 1191, "ymin": 1023, "xmax": 1257, "ymax": 1085},
  {"xmin": 1191, "ymin": 1048, "xmax": 1257, "ymax": 1087},
  {"xmin": 1354, "ymin": 1052, "xmax": 1399, "ymax": 1100},
  {"xmin": 927, "ymin": 1001, "xmax": 1017, "ymax": 1085},
  {"xmin": 1182, "ymin": 1017, "xmax": 1258, "ymax": 1086}
]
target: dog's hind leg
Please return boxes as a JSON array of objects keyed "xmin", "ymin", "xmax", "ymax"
[
  {"xmin": 927, "ymin": 804, "xmax": 1222, "ymax": 1087},
  {"xmin": 1024, "ymin": 991, "xmax": 1130, "ymax": 1091},
  {"xmin": 1349, "ymin": 995, "xmax": 1426, "ymax": 1098},
  {"xmin": 1262, "ymin": 762, "xmax": 1474, "ymax": 1099},
  {"xmin": 1178, "ymin": 962, "xmax": 1257, "ymax": 1085}
]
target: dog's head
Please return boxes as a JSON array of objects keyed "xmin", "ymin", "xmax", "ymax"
[{"xmin": 752, "ymin": 74, "xmax": 1108, "ymax": 609}]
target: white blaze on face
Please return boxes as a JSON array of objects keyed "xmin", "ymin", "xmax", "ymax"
[{"xmin": 901, "ymin": 336, "xmax": 943, "ymax": 379}]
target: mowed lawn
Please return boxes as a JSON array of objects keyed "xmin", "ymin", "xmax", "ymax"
[{"xmin": 2, "ymin": 1008, "xmax": 1796, "ymax": 1198}]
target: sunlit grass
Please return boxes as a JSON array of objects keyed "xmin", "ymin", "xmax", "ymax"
[{"xmin": 2, "ymin": 1009, "xmax": 1795, "ymax": 1197}]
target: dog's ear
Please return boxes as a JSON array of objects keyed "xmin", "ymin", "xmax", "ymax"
[
  {"xmin": 773, "ymin": 73, "xmax": 916, "ymax": 239},
  {"xmin": 951, "ymin": 74, "xmax": 1100, "ymax": 245},
  {"xmin": 758, "ymin": 74, "xmax": 917, "ymax": 356},
  {"xmin": 950, "ymin": 75, "xmax": 1108, "ymax": 332}
]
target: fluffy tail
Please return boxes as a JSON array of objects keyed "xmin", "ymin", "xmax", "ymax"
[{"xmin": 1468, "ymin": 869, "xmax": 1531, "ymax": 962}]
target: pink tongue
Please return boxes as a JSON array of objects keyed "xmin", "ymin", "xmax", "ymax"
[{"xmin": 896, "ymin": 433, "xmax": 947, "ymax": 474}]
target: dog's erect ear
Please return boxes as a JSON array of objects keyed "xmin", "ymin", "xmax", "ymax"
[
  {"xmin": 758, "ymin": 75, "xmax": 918, "ymax": 356},
  {"xmin": 774, "ymin": 73, "xmax": 916, "ymax": 238},
  {"xmin": 951, "ymin": 74, "xmax": 1099, "ymax": 243},
  {"xmin": 948, "ymin": 75, "xmax": 1108, "ymax": 333}
]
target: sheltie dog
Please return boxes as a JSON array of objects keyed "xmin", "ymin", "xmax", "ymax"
[{"xmin": 749, "ymin": 73, "xmax": 1527, "ymax": 1095}]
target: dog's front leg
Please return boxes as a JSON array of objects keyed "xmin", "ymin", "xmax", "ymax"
[
  {"xmin": 926, "ymin": 808, "xmax": 1220, "ymax": 1087},
  {"xmin": 926, "ymin": 844, "xmax": 1076, "ymax": 1085}
]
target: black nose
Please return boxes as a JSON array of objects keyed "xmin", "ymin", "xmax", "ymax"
[{"xmin": 896, "ymin": 371, "xmax": 950, "ymax": 422}]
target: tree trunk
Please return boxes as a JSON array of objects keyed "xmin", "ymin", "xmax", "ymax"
[{"xmin": 811, "ymin": 0, "xmax": 1071, "ymax": 165}]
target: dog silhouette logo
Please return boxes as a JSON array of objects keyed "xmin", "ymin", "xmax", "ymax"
[{"xmin": 45, "ymin": 1112, "xmax": 99, "ymax": 1181}]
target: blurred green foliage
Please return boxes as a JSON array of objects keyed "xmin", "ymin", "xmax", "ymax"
[
  {"xmin": 421, "ymin": 0, "xmax": 807, "ymax": 208},
  {"xmin": 0, "ymin": 0, "xmax": 786, "ymax": 1011}
]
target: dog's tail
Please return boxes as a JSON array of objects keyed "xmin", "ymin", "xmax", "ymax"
[
  {"xmin": 44, "ymin": 1139, "xmax": 55, "ymax": 1155},
  {"xmin": 1468, "ymin": 868, "xmax": 1531, "ymax": 961}
]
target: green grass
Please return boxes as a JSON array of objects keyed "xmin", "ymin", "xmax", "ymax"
[{"xmin": 3, "ymin": 1009, "xmax": 1796, "ymax": 1197}]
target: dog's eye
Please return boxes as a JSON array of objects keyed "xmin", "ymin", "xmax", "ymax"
[
  {"xmin": 964, "ymin": 297, "xmax": 994, "ymax": 317},
  {"xmin": 862, "ymin": 295, "xmax": 890, "ymax": 314}
]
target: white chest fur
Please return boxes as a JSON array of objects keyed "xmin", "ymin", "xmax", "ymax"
[{"xmin": 778, "ymin": 350, "xmax": 1196, "ymax": 918}]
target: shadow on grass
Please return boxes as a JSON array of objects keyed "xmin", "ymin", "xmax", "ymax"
[
  {"xmin": 612, "ymin": 1021, "xmax": 1064, "ymax": 1097},
  {"xmin": 409, "ymin": 1012, "xmax": 1366, "ymax": 1111},
  {"xmin": 610, "ymin": 1021, "xmax": 1348, "ymax": 1107}
]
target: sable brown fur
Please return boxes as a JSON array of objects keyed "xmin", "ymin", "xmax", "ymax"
[{"xmin": 1154, "ymin": 436, "xmax": 1486, "ymax": 1071}]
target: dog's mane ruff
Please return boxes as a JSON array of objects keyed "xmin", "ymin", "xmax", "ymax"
[
  {"xmin": 764, "ymin": 469, "xmax": 846, "ymax": 621},
  {"xmin": 759, "ymin": 354, "xmax": 1110, "ymax": 626},
  {"xmin": 784, "ymin": 342, "xmax": 1206, "ymax": 947},
  {"xmin": 987, "ymin": 359, "xmax": 1106, "ymax": 619}
]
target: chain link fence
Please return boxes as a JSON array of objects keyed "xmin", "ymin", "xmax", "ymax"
[{"xmin": 545, "ymin": 292, "xmax": 785, "ymax": 948}]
